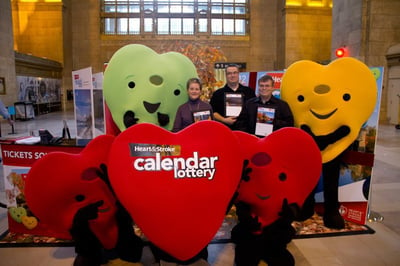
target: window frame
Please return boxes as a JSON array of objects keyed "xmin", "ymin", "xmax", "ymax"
[{"xmin": 100, "ymin": 0, "xmax": 249, "ymax": 36}]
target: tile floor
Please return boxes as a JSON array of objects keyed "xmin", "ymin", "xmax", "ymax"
[{"xmin": 0, "ymin": 111, "xmax": 400, "ymax": 266}]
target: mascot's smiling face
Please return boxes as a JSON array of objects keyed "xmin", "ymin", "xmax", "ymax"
[
  {"xmin": 234, "ymin": 128, "xmax": 321, "ymax": 228},
  {"xmin": 103, "ymin": 44, "xmax": 198, "ymax": 131},
  {"xmin": 281, "ymin": 57, "xmax": 377, "ymax": 163}
]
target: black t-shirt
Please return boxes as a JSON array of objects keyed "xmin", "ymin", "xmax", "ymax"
[
  {"xmin": 235, "ymin": 96, "xmax": 294, "ymax": 135},
  {"xmin": 210, "ymin": 83, "xmax": 255, "ymax": 118}
]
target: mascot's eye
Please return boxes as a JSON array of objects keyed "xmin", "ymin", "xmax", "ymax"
[
  {"xmin": 75, "ymin": 194, "xmax": 85, "ymax": 202},
  {"xmin": 297, "ymin": 95, "xmax": 305, "ymax": 102},
  {"xmin": 128, "ymin": 81, "xmax": 136, "ymax": 89},
  {"xmin": 279, "ymin": 172, "xmax": 287, "ymax": 181},
  {"xmin": 343, "ymin": 93, "xmax": 351, "ymax": 101},
  {"xmin": 174, "ymin": 89, "xmax": 181, "ymax": 96}
]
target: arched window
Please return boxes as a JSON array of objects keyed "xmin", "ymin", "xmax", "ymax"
[{"xmin": 101, "ymin": 0, "xmax": 249, "ymax": 36}]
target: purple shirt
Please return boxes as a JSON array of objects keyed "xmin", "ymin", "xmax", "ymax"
[{"xmin": 172, "ymin": 99, "xmax": 213, "ymax": 132}]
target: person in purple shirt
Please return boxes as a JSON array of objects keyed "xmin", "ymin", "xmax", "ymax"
[{"xmin": 172, "ymin": 77, "xmax": 213, "ymax": 132}]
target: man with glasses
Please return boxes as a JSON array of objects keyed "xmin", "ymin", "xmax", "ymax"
[
  {"xmin": 210, "ymin": 64, "xmax": 255, "ymax": 129},
  {"xmin": 235, "ymin": 74, "xmax": 294, "ymax": 136}
]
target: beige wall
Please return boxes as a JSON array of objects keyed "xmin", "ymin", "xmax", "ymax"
[
  {"xmin": 284, "ymin": 6, "xmax": 332, "ymax": 67},
  {"xmin": 332, "ymin": 0, "xmax": 400, "ymax": 123},
  {"xmin": 11, "ymin": 1, "xmax": 64, "ymax": 63}
]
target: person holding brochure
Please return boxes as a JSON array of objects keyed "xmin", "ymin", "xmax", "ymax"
[
  {"xmin": 234, "ymin": 74, "xmax": 294, "ymax": 136},
  {"xmin": 172, "ymin": 77, "xmax": 213, "ymax": 132},
  {"xmin": 210, "ymin": 64, "xmax": 255, "ymax": 129}
]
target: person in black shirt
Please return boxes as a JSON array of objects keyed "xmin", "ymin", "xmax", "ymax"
[
  {"xmin": 235, "ymin": 74, "xmax": 294, "ymax": 136},
  {"xmin": 210, "ymin": 64, "xmax": 255, "ymax": 129}
]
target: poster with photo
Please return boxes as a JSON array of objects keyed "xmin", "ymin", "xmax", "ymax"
[
  {"xmin": 255, "ymin": 71, "xmax": 284, "ymax": 97},
  {"xmin": 239, "ymin": 72, "xmax": 250, "ymax": 87},
  {"xmin": 72, "ymin": 67, "xmax": 94, "ymax": 145},
  {"xmin": 92, "ymin": 72, "xmax": 105, "ymax": 137},
  {"xmin": 16, "ymin": 76, "xmax": 61, "ymax": 104},
  {"xmin": 314, "ymin": 66, "xmax": 384, "ymax": 225}
]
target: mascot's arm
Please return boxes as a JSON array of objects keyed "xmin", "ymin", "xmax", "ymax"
[
  {"xmin": 69, "ymin": 201, "xmax": 103, "ymax": 256},
  {"xmin": 96, "ymin": 163, "xmax": 144, "ymax": 262},
  {"xmin": 114, "ymin": 201, "xmax": 144, "ymax": 262},
  {"xmin": 96, "ymin": 164, "xmax": 112, "ymax": 192},
  {"xmin": 260, "ymin": 199, "xmax": 299, "ymax": 248},
  {"xmin": 231, "ymin": 201, "xmax": 262, "ymax": 244},
  {"xmin": 301, "ymin": 125, "xmax": 350, "ymax": 151}
]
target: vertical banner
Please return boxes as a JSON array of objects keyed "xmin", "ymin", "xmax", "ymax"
[
  {"xmin": 92, "ymin": 72, "xmax": 105, "ymax": 137},
  {"xmin": 314, "ymin": 67, "xmax": 384, "ymax": 225},
  {"xmin": 72, "ymin": 67, "xmax": 94, "ymax": 145}
]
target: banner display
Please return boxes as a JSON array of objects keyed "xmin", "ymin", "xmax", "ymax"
[
  {"xmin": 72, "ymin": 67, "xmax": 94, "ymax": 145},
  {"xmin": 313, "ymin": 66, "xmax": 384, "ymax": 224},
  {"xmin": 92, "ymin": 72, "xmax": 105, "ymax": 137},
  {"xmin": 1, "ymin": 144, "xmax": 83, "ymax": 237},
  {"xmin": 16, "ymin": 76, "xmax": 61, "ymax": 104}
]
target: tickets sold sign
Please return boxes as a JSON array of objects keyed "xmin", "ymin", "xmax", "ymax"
[{"xmin": 108, "ymin": 121, "xmax": 243, "ymax": 260}]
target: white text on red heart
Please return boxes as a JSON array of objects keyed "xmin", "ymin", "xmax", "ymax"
[{"xmin": 133, "ymin": 152, "xmax": 218, "ymax": 180}]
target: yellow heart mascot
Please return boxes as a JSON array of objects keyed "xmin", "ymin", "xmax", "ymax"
[{"xmin": 280, "ymin": 57, "xmax": 377, "ymax": 228}]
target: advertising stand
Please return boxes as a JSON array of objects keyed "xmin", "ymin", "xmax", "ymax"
[
  {"xmin": 1, "ymin": 143, "xmax": 83, "ymax": 238},
  {"xmin": 72, "ymin": 67, "xmax": 95, "ymax": 145}
]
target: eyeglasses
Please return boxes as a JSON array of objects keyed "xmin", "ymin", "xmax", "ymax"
[{"xmin": 227, "ymin": 71, "xmax": 239, "ymax": 75}]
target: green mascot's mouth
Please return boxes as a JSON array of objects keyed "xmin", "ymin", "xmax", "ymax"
[
  {"xmin": 143, "ymin": 101, "xmax": 161, "ymax": 113},
  {"xmin": 123, "ymin": 110, "xmax": 170, "ymax": 129}
]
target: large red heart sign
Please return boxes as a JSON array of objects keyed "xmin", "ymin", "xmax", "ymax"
[
  {"xmin": 108, "ymin": 121, "xmax": 243, "ymax": 261},
  {"xmin": 234, "ymin": 128, "xmax": 322, "ymax": 227},
  {"xmin": 25, "ymin": 135, "xmax": 119, "ymax": 249}
]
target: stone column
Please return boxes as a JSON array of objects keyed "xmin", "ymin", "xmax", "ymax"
[{"xmin": 0, "ymin": 0, "xmax": 17, "ymax": 106}]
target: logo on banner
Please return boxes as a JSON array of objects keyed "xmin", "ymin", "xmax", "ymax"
[{"xmin": 129, "ymin": 143, "xmax": 219, "ymax": 180}]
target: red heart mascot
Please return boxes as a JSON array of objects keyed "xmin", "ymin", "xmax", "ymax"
[
  {"xmin": 107, "ymin": 120, "xmax": 243, "ymax": 261},
  {"xmin": 231, "ymin": 127, "xmax": 322, "ymax": 266},
  {"xmin": 25, "ymin": 135, "xmax": 144, "ymax": 265}
]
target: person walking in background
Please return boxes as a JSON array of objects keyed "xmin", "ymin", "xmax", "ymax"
[{"xmin": 0, "ymin": 98, "xmax": 14, "ymax": 126}]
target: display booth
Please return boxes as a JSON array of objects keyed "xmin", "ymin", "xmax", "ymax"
[
  {"xmin": 1, "ymin": 143, "xmax": 83, "ymax": 238},
  {"xmin": 0, "ymin": 56, "xmax": 381, "ymax": 258}
]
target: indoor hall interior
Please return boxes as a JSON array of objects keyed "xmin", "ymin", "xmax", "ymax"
[{"xmin": 0, "ymin": 111, "xmax": 399, "ymax": 266}]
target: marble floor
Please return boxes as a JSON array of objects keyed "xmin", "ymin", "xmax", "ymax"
[{"xmin": 0, "ymin": 111, "xmax": 400, "ymax": 266}]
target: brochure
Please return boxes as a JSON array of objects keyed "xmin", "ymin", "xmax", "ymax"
[
  {"xmin": 225, "ymin": 93, "xmax": 243, "ymax": 117},
  {"xmin": 193, "ymin": 110, "xmax": 212, "ymax": 122},
  {"xmin": 255, "ymin": 107, "xmax": 275, "ymax": 136}
]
